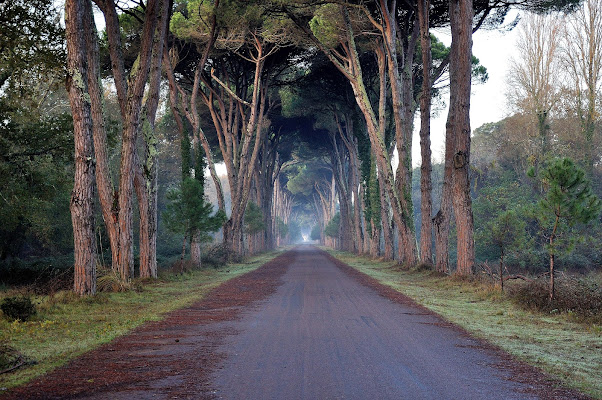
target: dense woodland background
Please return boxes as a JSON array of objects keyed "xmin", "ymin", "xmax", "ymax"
[{"xmin": 1, "ymin": 0, "xmax": 601, "ymax": 299}]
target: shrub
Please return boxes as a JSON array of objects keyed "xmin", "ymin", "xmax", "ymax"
[
  {"xmin": 96, "ymin": 268, "xmax": 142, "ymax": 293},
  {"xmin": 413, "ymin": 263, "xmax": 434, "ymax": 272},
  {"xmin": 169, "ymin": 259, "xmax": 199, "ymax": 274},
  {"xmin": 324, "ymin": 213, "xmax": 340, "ymax": 238},
  {"xmin": 0, "ymin": 343, "xmax": 23, "ymax": 371},
  {"xmin": 203, "ymin": 243, "xmax": 240, "ymax": 267},
  {"xmin": 1, "ymin": 296, "xmax": 36, "ymax": 321},
  {"xmin": 510, "ymin": 276, "xmax": 602, "ymax": 321}
]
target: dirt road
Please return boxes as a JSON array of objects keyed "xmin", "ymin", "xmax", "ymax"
[
  {"xmin": 211, "ymin": 246, "xmax": 545, "ymax": 399},
  {"xmin": 5, "ymin": 246, "xmax": 586, "ymax": 399}
]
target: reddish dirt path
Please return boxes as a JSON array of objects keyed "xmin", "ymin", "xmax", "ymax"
[
  {"xmin": 3, "ymin": 251, "xmax": 293, "ymax": 399},
  {"xmin": 3, "ymin": 246, "xmax": 588, "ymax": 399}
]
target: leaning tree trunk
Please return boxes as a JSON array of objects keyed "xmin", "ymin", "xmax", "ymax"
[
  {"xmin": 449, "ymin": 0, "xmax": 475, "ymax": 275},
  {"xmin": 66, "ymin": 0, "xmax": 96, "ymax": 295}
]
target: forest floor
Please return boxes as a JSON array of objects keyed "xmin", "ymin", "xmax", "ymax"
[
  {"xmin": 1, "ymin": 245, "xmax": 591, "ymax": 399},
  {"xmin": 328, "ymin": 248, "xmax": 602, "ymax": 399}
]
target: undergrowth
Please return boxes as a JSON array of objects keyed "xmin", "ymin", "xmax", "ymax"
[{"xmin": 509, "ymin": 276, "xmax": 602, "ymax": 323}]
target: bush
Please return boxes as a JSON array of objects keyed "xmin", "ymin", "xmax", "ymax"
[
  {"xmin": 202, "ymin": 243, "xmax": 240, "ymax": 267},
  {"xmin": 0, "ymin": 255, "xmax": 74, "ymax": 291},
  {"xmin": 169, "ymin": 259, "xmax": 200, "ymax": 274},
  {"xmin": 510, "ymin": 276, "xmax": 602, "ymax": 321},
  {"xmin": 0, "ymin": 343, "xmax": 34, "ymax": 372},
  {"xmin": 96, "ymin": 268, "xmax": 142, "ymax": 293},
  {"xmin": 324, "ymin": 213, "xmax": 340, "ymax": 238},
  {"xmin": 1, "ymin": 296, "xmax": 36, "ymax": 321}
]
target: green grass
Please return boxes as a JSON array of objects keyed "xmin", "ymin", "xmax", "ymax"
[
  {"xmin": 327, "ymin": 249, "xmax": 602, "ymax": 399},
  {"xmin": 0, "ymin": 250, "xmax": 282, "ymax": 389}
]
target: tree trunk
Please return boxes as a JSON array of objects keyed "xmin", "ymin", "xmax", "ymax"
[
  {"xmin": 418, "ymin": 0, "xmax": 434, "ymax": 266},
  {"xmin": 549, "ymin": 216, "xmax": 559, "ymax": 301},
  {"xmin": 134, "ymin": 165, "xmax": 152, "ymax": 275},
  {"xmin": 66, "ymin": 0, "xmax": 96, "ymax": 295},
  {"xmin": 499, "ymin": 250, "xmax": 504, "ymax": 292},
  {"xmin": 449, "ymin": 0, "xmax": 475, "ymax": 275},
  {"xmin": 99, "ymin": 0, "xmax": 160, "ymax": 281},
  {"xmin": 181, "ymin": 235, "xmax": 187, "ymax": 260},
  {"xmin": 82, "ymin": 0, "xmax": 121, "ymax": 273},
  {"xmin": 360, "ymin": 183, "xmax": 371, "ymax": 254},
  {"xmin": 370, "ymin": 220, "xmax": 380, "ymax": 257},
  {"xmin": 434, "ymin": 157, "xmax": 452, "ymax": 274},
  {"xmin": 378, "ymin": 171, "xmax": 394, "ymax": 260},
  {"xmin": 191, "ymin": 233, "xmax": 202, "ymax": 267},
  {"xmin": 137, "ymin": 0, "xmax": 168, "ymax": 279},
  {"xmin": 380, "ymin": 1, "xmax": 418, "ymax": 266},
  {"xmin": 549, "ymin": 249, "xmax": 555, "ymax": 301}
]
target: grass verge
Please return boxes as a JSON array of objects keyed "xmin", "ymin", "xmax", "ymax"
[
  {"xmin": 326, "ymin": 249, "xmax": 602, "ymax": 399},
  {"xmin": 0, "ymin": 250, "xmax": 282, "ymax": 390}
]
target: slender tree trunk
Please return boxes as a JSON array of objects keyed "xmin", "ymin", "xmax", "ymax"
[
  {"xmin": 379, "ymin": 171, "xmax": 394, "ymax": 260},
  {"xmin": 549, "ymin": 250, "xmax": 555, "ymax": 301},
  {"xmin": 99, "ymin": 0, "xmax": 160, "ymax": 280},
  {"xmin": 418, "ymin": 0, "xmax": 434, "ymax": 265},
  {"xmin": 381, "ymin": 1, "xmax": 418, "ymax": 266},
  {"xmin": 370, "ymin": 220, "xmax": 380, "ymax": 257},
  {"xmin": 137, "ymin": 0, "xmax": 168, "ymax": 279},
  {"xmin": 549, "ymin": 216, "xmax": 559, "ymax": 301},
  {"xmin": 181, "ymin": 235, "xmax": 187, "ymax": 261},
  {"xmin": 434, "ymin": 146, "xmax": 453, "ymax": 273},
  {"xmin": 135, "ymin": 163, "xmax": 152, "ymax": 275},
  {"xmin": 360, "ymin": 183, "xmax": 370, "ymax": 254},
  {"xmin": 83, "ymin": 0, "xmax": 120, "ymax": 273},
  {"xmin": 449, "ymin": 0, "xmax": 475, "ymax": 275},
  {"xmin": 499, "ymin": 249, "xmax": 504, "ymax": 292},
  {"xmin": 66, "ymin": 0, "xmax": 96, "ymax": 295},
  {"xmin": 337, "ymin": 115, "xmax": 364, "ymax": 254},
  {"xmin": 191, "ymin": 233, "xmax": 202, "ymax": 267}
]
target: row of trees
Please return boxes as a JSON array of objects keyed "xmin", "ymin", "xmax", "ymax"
[
  {"xmin": 57, "ymin": 0, "xmax": 596, "ymax": 295},
  {"xmin": 272, "ymin": 0, "xmax": 555, "ymax": 268},
  {"xmin": 273, "ymin": 0, "xmax": 600, "ymax": 302}
]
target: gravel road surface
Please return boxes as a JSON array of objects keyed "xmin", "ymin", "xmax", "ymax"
[{"xmin": 212, "ymin": 245, "xmax": 535, "ymax": 400}]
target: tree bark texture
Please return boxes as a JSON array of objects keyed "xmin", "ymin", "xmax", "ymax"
[
  {"xmin": 83, "ymin": 0, "xmax": 120, "ymax": 273},
  {"xmin": 66, "ymin": 0, "xmax": 97, "ymax": 295},
  {"xmin": 335, "ymin": 114, "xmax": 364, "ymax": 254},
  {"xmin": 95, "ymin": 0, "xmax": 161, "ymax": 281},
  {"xmin": 449, "ymin": 0, "xmax": 475, "ymax": 275},
  {"xmin": 380, "ymin": 0, "xmax": 418, "ymax": 266},
  {"xmin": 190, "ymin": 233, "xmax": 202, "ymax": 267},
  {"xmin": 434, "ymin": 131, "xmax": 453, "ymax": 274},
  {"xmin": 418, "ymin": 0, "xmax": 434, "ymax": 265},
  {"xmin": 378, "ymin": 170, "xmax": 394, "ymax": 261},
  {"xmin": 136, "ymin": 0, "xmax": 169, "ymax": 279}
]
